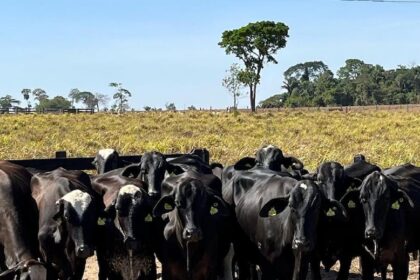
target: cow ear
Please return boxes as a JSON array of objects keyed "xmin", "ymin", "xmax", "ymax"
[
  {"xmin": 208, "ymin": 195, "xmax": 230, "ymax": 217},
  {"xmin": 153, "ymin": 195, "xmax": 175, "ymax": 217},
  {"xmin": 104, "ymin": 202, "xmax": 116, "ymax": 221},
  {"xmin": 324, "ymin": 200, "xmax": 348, "ymax": 221},
  {"xmin": 302, "ymin": 173, "xmax": 317, "ymax": 180},
  {"xmin": 340, "ymin": 189, "xmax": 361, "ymax": 211},
  {"xmin": 121, "ymin": 165, "xmax": 141, "ymax": 178},
  {"xmin": 166, "ymin": 164, "xmax": 184, "ymax": 176},
  {"xmin": 259, "ymin": 196, "xmax": 289, "ymax": 218},
  {"xmin": 396, "ymin": 189, "xmax": 414, "ymax": 208},
  {"xmin": 53, "ymin": 199, "xmax": 64, "ymax": 221},
  {"xmin": 234, "ymin": 157, "xmax": 256, "ymax": 170}
]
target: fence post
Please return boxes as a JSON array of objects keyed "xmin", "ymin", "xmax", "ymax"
[{"xmin": 55, "ymin": 151, "xmax": 67, "ymax": 159}]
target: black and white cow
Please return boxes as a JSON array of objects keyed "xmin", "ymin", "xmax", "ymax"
[
  {"xmin": 31, "ymin": 168, "xmax": 104, "ymax": 279},
  {"xmin": 0, "ymin": 161, "xmax": 47, "ymax": 280},
  {"xmin": 92, "ymin": 149, "xmax": 120, "ymax": 174},
  {"xmin": 91, "ymin": 172, "xmax": 158, "ymax": 280}
]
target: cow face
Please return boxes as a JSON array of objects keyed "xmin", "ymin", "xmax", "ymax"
[
  {"xmin": 260, "ymin": 181, "xmax": 322, "ymax": 252},
  {"xmin": 153, "ymin": 179, "xmax": 227, "ymax": 243},
  {"xmin": 105, "ymin": 185, "xmax": 154, "ymax": 251},
  {"xmin": 54, "ymin": 190, "xmax": 97, "ymax": 259},
  {"xmin": 92, "ymin": 149, "xmax": 119, "ymax": 174},
  {"xmin": 256, "ymin": 145, "xmax": 284, "ymax": 171},
  {"xmin": 359, "ymin": 172, "xmax": 414, "ymax": 241},
  {"xmin": 139, "ymin": 152, "xmax": 167, "ymax": 198}
]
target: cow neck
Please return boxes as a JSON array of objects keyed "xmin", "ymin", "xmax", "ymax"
[
  {"xmin": 2, "ymin": 211, "xmax": 37, "ymax": 266},
  {"xmin": 281, "ymin": 208, "xmax": 295, "ymax": 247}
]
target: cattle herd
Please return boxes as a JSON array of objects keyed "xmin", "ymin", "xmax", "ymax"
[{"xmin": 0, "ymin": 145, "xmax": 419, "ymax": 280}]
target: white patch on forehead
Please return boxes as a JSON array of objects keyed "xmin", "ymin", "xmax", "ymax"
[
  {"xmin": 263, "ymin": 145, "xmax": 276, "ymax": 151},
  {"xmin": 61, "ymin": 190, "xmax": 92, "ymax": 217},
  {"xmin": 98, "ymin": 149, "xmax": 115, "ymax": 159},
  {"xmin": 379, "ymin": 175, "xmax": 384, "ymax": 183},
  {"xmin": 119, "ymin": 184, "xmax": 141, "ymax": 196},
  {"xmin": 300, "ymin": 183, "xmax": 308, "ymax": 190}
]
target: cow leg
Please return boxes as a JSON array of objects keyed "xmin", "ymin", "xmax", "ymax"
[
  {"xmin": 392, "ymin": 254, "xmax": 409, "ymax": 280},
  {"xmin": 73, "ymin": 258, "xmax": 86, "ymax": 280},
  {"xmin": 309, "ymin": 257, "xmax": 322, "ymax": 280},
  {"xmin": 360, "ymin": 253, "xmax": 375, "ymax": 280},
  {"xmin": 336, "ymin": 256, "xmax": 352, "ymax": 280}
]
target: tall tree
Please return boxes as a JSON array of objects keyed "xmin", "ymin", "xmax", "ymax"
[
  {"xmin": 219, "ymin": 21, "xmax": 289, "ymax": 112},
  {"xmin": 21, "ymin": 89, "xmax": 31, "ymax": 107},
  {"xmin": 32, "ymin": 88, "xmax": 48, "ymax": 102},
  {"xmin": 109, "ymin": 82, "xmax": 132, "ymax": 113},
  {"xmin": 0, "ymin": 95, "xmax": 20, "ymax": 109},
  {"xmin": 222, "ymin": 63, "xmax": 245, "ymax": 110}
]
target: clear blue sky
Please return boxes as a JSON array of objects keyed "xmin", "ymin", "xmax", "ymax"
[{"xmin": 1, "ymin": 0, "xmax": 419, "ymax": 109}]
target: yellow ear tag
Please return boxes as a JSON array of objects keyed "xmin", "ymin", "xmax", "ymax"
[
  {"xmin": 97, "ymin": 217, "xmax": 106, "ymax": 226},
  {"xmin": 164, "ymin": 203, "xmax": 173, "ymax": 211},
  {"xmin": 326, "ymin": 208, "xmax": 336, "ymax": 217},
  {"xmin": 347, "ymin": 200, "xmax": 356, "ymax": 209},
  {"xmin": 210, "ymin": 206, "xmax": 218, "ymax": 215},
  {"xmin": 391, "ymin": 201, "xmax": 400, "ymax": 210},
  {"xmin": 144, "ymin": 214, "xmax": 153, "ymax": 222},
  {"xmin": 268, "ymin": 207, "xmax": 277, "ymax": 217}
]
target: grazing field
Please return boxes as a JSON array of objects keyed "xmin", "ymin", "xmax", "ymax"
[{"xmin": 0, "ymin": 110, "xmax": 418, "ymax": 170}]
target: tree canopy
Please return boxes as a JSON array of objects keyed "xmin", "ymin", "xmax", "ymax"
[
  {"xmin": 219, "ymin": 21, "xmax": 289, "ymax": 112},
  {"xmin": 260, "ymin": 59, "xmax": 420, "ymax": 108}
]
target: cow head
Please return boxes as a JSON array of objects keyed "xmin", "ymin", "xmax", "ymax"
[
  {"xmin": 92, "ymin": 149, "xmax": 119, "ymax": 174},
  {"xmin": 360, "ymin": 171, "xmax": 414, "ymax": 242},
  {"xmin": 255, "ymin": 145, "xmax": 284, "ymax": 171},
  {"xmin": 153, "ymin": 179, "xmax": 228, "ymax": 244},
  {"xmin": 139, "ymin": 151, "xmax": 183, "ymax": 198},
  {"xmin": 53, "ymin": 190, "xmax": 98, "ymax": 259},
  {"xmin": 316, "ymin": 162, "xmax": 361, "ymax": 201},
  {"xmin": 105, "ymin": 184, "xmax": 154, "ymax": 251},
  {"xmin": 260, "ymin": 180, "xmax": 347, "ymax": 253}
]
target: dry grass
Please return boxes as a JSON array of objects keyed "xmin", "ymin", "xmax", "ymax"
[{"xmin": 0, "ymin": 110, "xmax": 418, "ymax": 170}]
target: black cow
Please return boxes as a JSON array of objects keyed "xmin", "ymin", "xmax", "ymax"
[
  {"xmin": 308, "ymin": 161, "xmax": 376, "ymax": 280},
  {"xmin": 91, "ymin": 172, "xmax": 158, "ymax": 280},
  {"xmin": 0, "ymin": 161, "xmax": 47, "ymax": 280},
  {"xmin": 229, "ymin": 170, "xmax": 346, "ymax": 280},
  {"xmin": 357, "ymin": 168, "xmax": 420, "ymax": 280},
  {"xmin": 153, "ymin": 170, "xmax": 232, "ymax": 280},
  {"xmin": 31, "ymin": 168, "xmax": 104, "ymax": 279},
  {"xmin": 138, "ymin": 151, "xmax": 212, "ymax": 198},
  {"xmin": 92, "ymin": 148, "xmax": 120, "ymax": 174},
  {"xmin": 344, "ymin": 154, "xmax": 381, "ymax": 181}
]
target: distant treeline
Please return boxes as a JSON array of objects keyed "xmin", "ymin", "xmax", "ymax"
[{"xmin": 259, "ymin": 59, "xmax": 420, "ymax": 108}]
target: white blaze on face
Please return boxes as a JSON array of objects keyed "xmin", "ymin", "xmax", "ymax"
[
  {"xmin": 119, "ymin": 185, "xmax": 141, "ymax": 200},
  {"xmin": 262, "ymin": 145, "xmax": 276, "ymax": 152},
  {"xmin": 61, "ymin": 190, "xmax": 92, "ymax": 218},
  {"xmin": 98, "ymin": 148, "xmax": 116, "ymax": 160},
  {"xmin": 300, "ymin": 183, "xmax": 308, "ymax": 190}
]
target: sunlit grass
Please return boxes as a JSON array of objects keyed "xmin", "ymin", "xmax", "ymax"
[{"xmin": 0, "ymin": 110, "xmax": 418, "ymax": 170}]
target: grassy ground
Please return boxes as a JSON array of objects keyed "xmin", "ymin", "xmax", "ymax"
[{"xmin": 0, "ymin": 110, "xmax": 418, "ymax": 170}]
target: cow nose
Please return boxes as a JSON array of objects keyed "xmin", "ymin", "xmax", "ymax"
[
  {"xmin": 124, "ymin": 237, "xmax": 138, "ymax": 250},
  {"xmin": 293, "ymin": 238, "xmax": 310, "ymax": 251},
  {"xmin": 365, "ymin": 228, "xmax": 378, "ymax": 239},
  {"xmin": 148, "ymin": 191, "xmax": 159, "ymax": 198},
  {"xmin": 183, "ymin": 228, "xmax": 202, "ymax": 242},
  {"xmin": 76, "ymin": 245, "xmax": 94, "ymax": 258}
]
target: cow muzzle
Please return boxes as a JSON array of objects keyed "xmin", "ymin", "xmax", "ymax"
[
  {"xmin": 124, "ymin": 236, "xmax": 139, "ymax": 250},
  {"xmin": 365, "ymin": 228, "xmax": 380, "ymax": 240},
  {"xmin": 292, "ymin": 238, "xmax": 311, "ymax": 251},
  {"xmin": 183, "ymin": 228, "xmax": 202, "ymax": 242},
  {"xmin": 76, "ymin": 245, "xmax": 94, "ymax": 259}
]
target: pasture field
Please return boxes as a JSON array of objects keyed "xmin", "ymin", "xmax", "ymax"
[{"xmin": 0, "ymin": 110, "xmax": 418, "ymax": 170}]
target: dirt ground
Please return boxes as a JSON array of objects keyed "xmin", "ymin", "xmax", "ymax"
[{"xmin": 83, "ymin": 256, "xmax": 418, "ymax": 280}]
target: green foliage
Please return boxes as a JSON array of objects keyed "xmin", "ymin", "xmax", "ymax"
[
  {"xmin": 109, "ymin": 82, "xmax": 131, "ymax": 112},
  {"xmin": 0, "ymin": 95, "xmax": 20, "ymax": 109},
  {"xmin": 36, "ymin": 96, "xmax": 72, "ymax": 110},
  {"xmin": 222, "ymin": 63, "xmax": 246, "ymax": 109},
  {"xmin": 69, "ymin": 89, "xmax": 109, "ymax": 111},
  {"xmin": 165, "ymin": 102, "xmax": 176, "ymax": 111},
  {"xmin": 269, "ymin": 60, "xmax": 420, "ymax": 107},
  {"xmin": 259, "ymin": 94, "xmax": 284, "ymax": 108},
  {"xmin": 219, "ymin": 21, "xmax": 289, "ymax": 112}
]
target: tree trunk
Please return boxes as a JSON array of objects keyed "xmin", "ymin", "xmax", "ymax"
[
  {"xmin": 250, "ymin": 84, "xmax": 257, "ymax": 112},
  {"xmin": 233, "ymin": 93, "xmax": 237, "ymax": 110}
]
